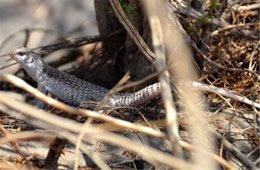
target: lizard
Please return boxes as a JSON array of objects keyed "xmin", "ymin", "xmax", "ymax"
[
  {"xmin": 8, "ymin": 48, "xmax": 260, "ymax": 109},
  {"xmin": 9, "ymin": 47, "xmax": 161, "ymax": 107}
]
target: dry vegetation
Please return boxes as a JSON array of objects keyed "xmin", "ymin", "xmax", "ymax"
[{"xmin": 0, "ymin": 0, "xmax": 259, "ymax": 169}]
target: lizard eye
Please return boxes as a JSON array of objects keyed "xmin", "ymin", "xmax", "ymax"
[{"xmin": 17, "ymin": 51, "xmax": 27, "ymax": 56}]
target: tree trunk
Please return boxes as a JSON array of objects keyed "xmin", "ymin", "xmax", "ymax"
[{"xmin": 94, "ymin": 0, "xmax": 155, "ymax": 84}]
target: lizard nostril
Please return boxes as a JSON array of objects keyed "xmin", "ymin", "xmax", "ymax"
[{"xmin": 9, "ymin": 51, "xmax": 15, "ymax": 57}]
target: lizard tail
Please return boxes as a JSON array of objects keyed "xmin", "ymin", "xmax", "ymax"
[{"xmin": 112, "ymin": 83, "xmax": 161, "ymax": 106}]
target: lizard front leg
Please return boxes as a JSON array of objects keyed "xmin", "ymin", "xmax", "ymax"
[{"xmin": 30, "ymin": 84, "xmax": 48, "ymax": 109}]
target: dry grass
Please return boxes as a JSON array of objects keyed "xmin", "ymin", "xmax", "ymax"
[{"xmin": 0, "ymin": 0, "xmax": 259, "ymax": 169}]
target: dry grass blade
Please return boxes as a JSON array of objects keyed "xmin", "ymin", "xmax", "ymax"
[
  {"xmin": 0, "ymin": 62, "xmax": 18, "ymax": 70},
  {"xmin": 95, "ymin": 72, "xmax": 130, "ymax": 110},
  {"xmin": 0, "ymin": 54, "xmax": 9, "ymax": 57},
  {"xmin": 190, "ymin": 81, "xmax": 260, "ymax": 109},
  {"xmin": 0, "ymin": 124, "xmax": 30, "ymax": 167},
  {"xmin": 144, "ymin": 0, "xmax": 217, "ymax": 169},
  {"xmin": 73, "ymin": 72, "xmax": 131, "ymax": 170},
  {"xmin": 0, "ymin": 28, "xmax": 60, "ymax": 54},
  {"xmin": 0, "ymin": 131, "xmax": 55, "ymax": 146},
  {"xmin": 143, "ymin": 0, "xmax": 183, "ymax": 159}
]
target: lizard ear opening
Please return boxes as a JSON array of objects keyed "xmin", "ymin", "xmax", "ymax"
[{"xmin": 27, "ymin": 56, "xmax": 34, "ymax": 63}]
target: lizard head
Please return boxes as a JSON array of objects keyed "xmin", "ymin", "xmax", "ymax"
[
  {"xmin": 10, "ymin": 47, "xmax": 37, "ymax": 64},
  {"xmin": 9, "ymin": 47, "xmax": 44, "ymax": 68},
  {"xmin": 9, "ymin": 47, "xmax": 45, "ymax": 79}
]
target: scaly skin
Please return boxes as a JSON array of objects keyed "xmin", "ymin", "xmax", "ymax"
[{"xmin": 9, "ymin": 47, "xmax": 161, "ymax": 106}]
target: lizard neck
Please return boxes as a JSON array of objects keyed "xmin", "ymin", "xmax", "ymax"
[{"xmin": 21, "ymin": 58, "xmax": 48, "ymax": 83}]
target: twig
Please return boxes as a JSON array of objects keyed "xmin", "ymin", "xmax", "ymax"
[
  {"xmin": 0, "ymin": 54, "xmax": 9, "ymax": 57},
  {"xmin": 188, "ymin": 81, "xmax": 260, "ymax": 110},
  {"xmin": 114, "ymin": 68, "xmax": 167, "ymax": 92},
  {"xmin": 33, "ymin": 29, "xmax": 123, "ymax": 56},
  {"xmin": 0, "ymin": 131, "xmax": 55, "ymax": 145},
  {"xmin": 234, "ymin": 3, "xmax": 260, "ymax": 11},
  {"xmin": 73, "ymin": 73, "xmax": 129, "ymax": 170},
  {"xmin": 211, "ymin": 23, "xmax": 260, "ymax": 36},
  {"xmin": 0, "ymin": 30, "xmax": 122, "ymax": 58},
  {"xmin": 144, "ymin": 0, "xmax": 183, "ymax": 159},
  {"xmin": 109, "ymin": 0, "xmax": 155, "ymax": 63},
  {"xmin": 73, "ymin": 120, "xmax": 97, "ymax": 170},
  {"xmin": 165, "ymin": 2, "xmax": 218, "ymax": 169},
  {"xmin": 0, "ymin": 124, "xmax": 34, "ymax": 169},
  {"xmin": 95, "ymin": 72, "xmax": 130, "ymax": 111},
  {"xmin": 215, "ymin": 131, "xmax": 258, "ymax": 170},
  {"xmin": 84, "ymin": 130, "xmax": 195, "ymax": 169},
  {"xmin": 0, "ymin": 62, "xmax": 18, "ymax": 70},
  {"xmin": 44, "ymin": 137, "xmax": 67, "ymax": 169},
  {"xmin": 74, "ymin": 69, "xmax": 128, "ymax": 170},
  {"xmin": 0, "ymin": 28, "xmax": 60, "ymax": 54}
]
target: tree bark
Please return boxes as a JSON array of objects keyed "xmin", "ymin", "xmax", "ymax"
[{"xmin": 94, "ymin": 0, "xmax": 155, "ymax": 83}]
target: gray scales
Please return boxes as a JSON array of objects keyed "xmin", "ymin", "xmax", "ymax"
[{"xmin": 9, "ymin": 47, "xmax": 161, "ymax": 107}]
